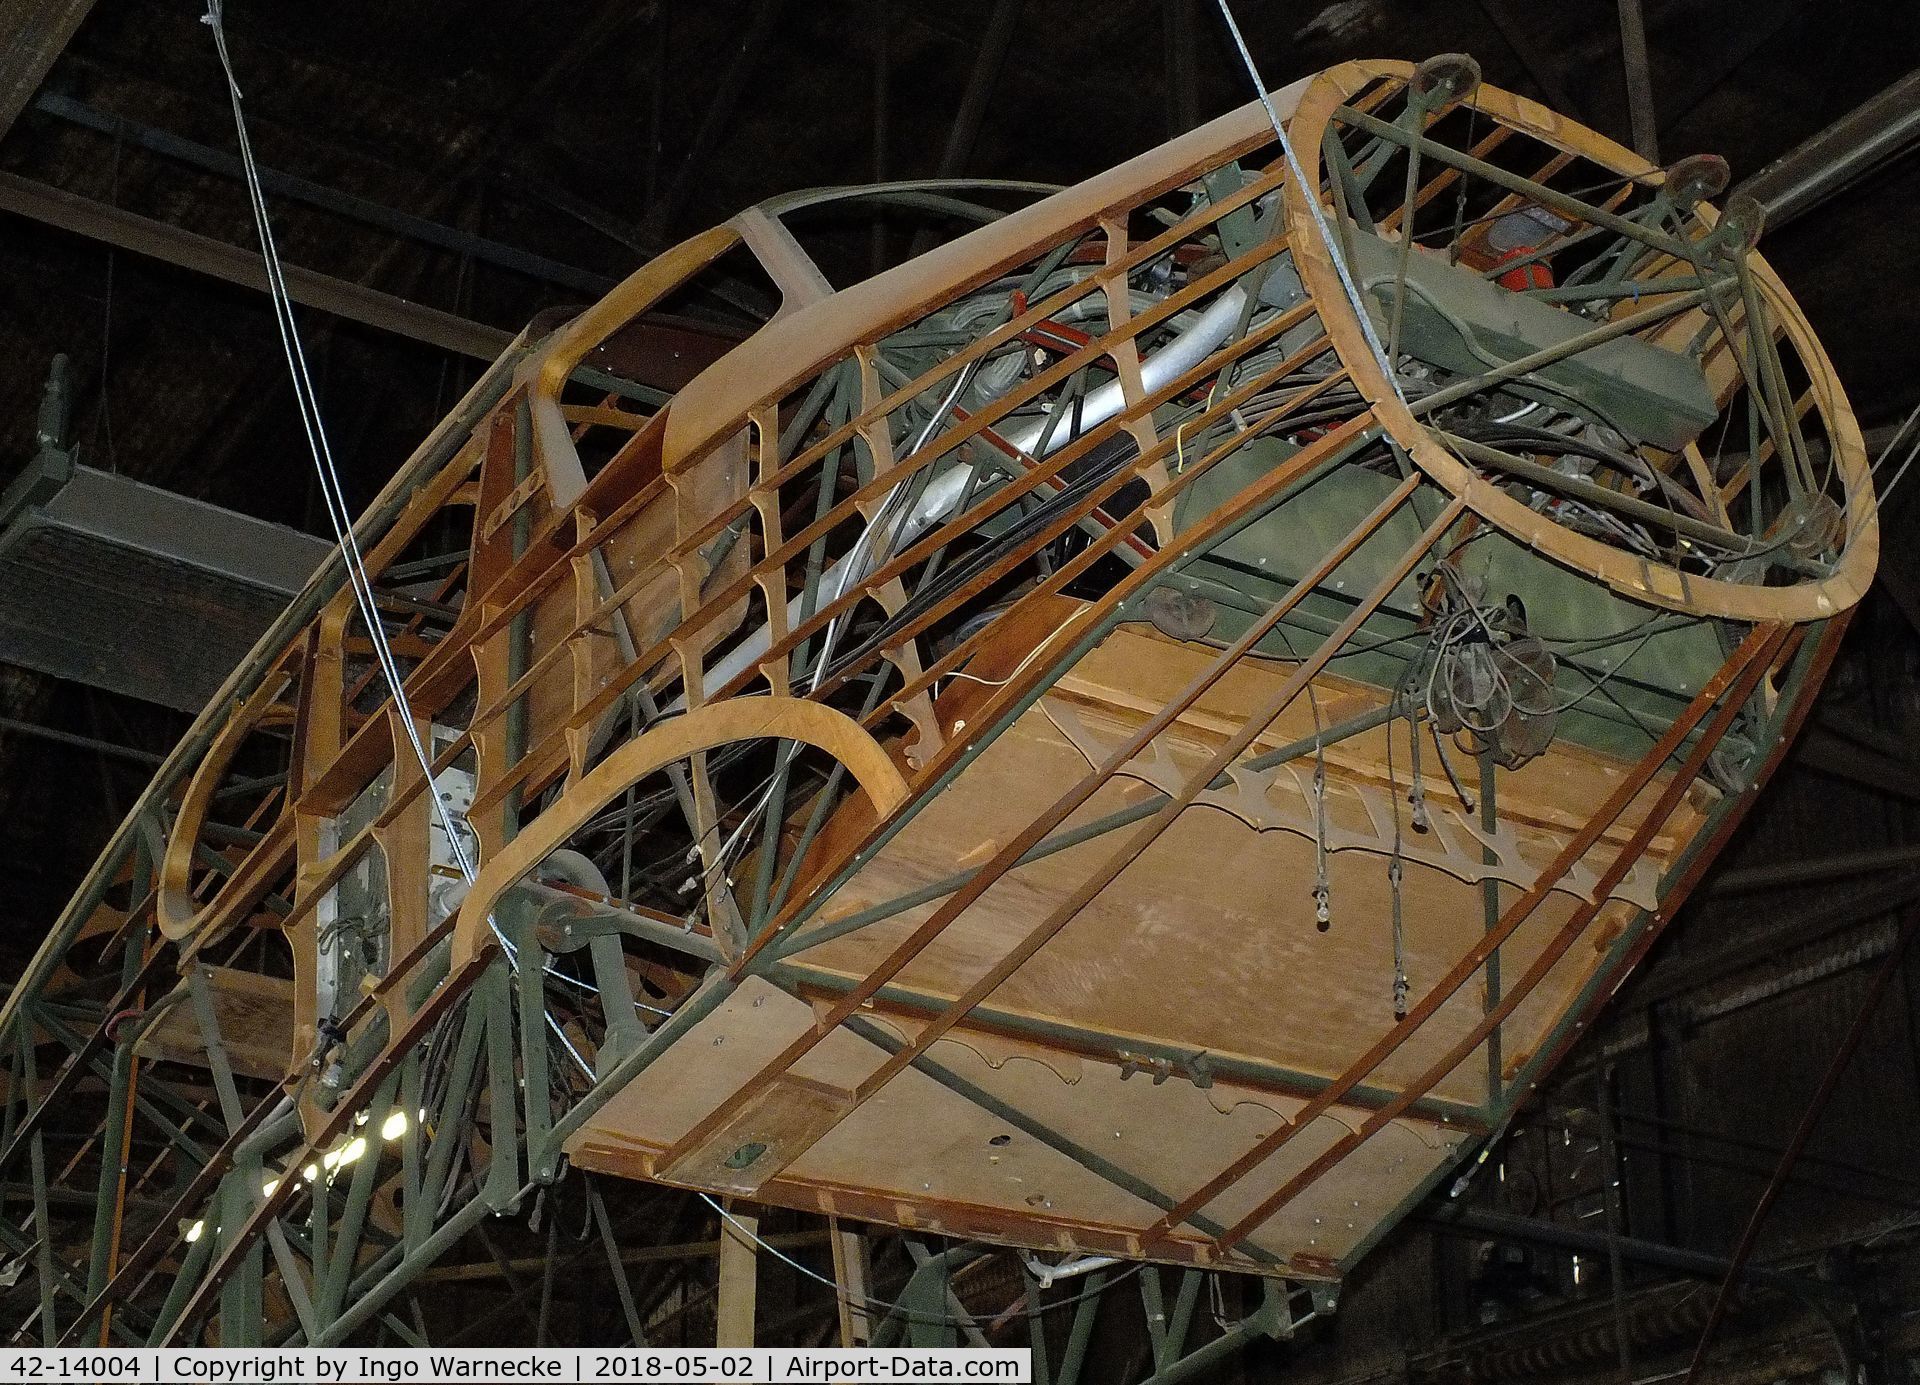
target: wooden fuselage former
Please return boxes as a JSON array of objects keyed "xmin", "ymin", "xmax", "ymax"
[{"xmin": 11, "ymin": 57, "xmax": 1876, "ymax": 1321}]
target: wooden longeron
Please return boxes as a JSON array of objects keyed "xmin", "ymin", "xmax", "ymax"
[{"xmin": 4, "ymin": 58, "xmax": 1875, "ymax": 1340}]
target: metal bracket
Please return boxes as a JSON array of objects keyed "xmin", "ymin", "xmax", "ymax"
[{"xmin": 1118, "ymin": 1049, "xmax": 1215, "ymax": 1089}]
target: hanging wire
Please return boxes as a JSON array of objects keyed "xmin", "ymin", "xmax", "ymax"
[
  {"xmin": 1427, "ymin": 719, "xmax": 1475, "ymax": 812},
  {"xmin": 1406, "ymin": 675, "xmax": 1431, "ymax": 834},
  {"xmin": 1311, "ymin": 748, "xmax": 1332, "ymax": 931},
  {"xmin": 202, "ymin": 2, "xmax": 601, "ymax": 1081},
  {"xmin": 1383, "ymin": 690, "xmax": 1410, "ymax": 1021},
  {"xmin": 1271, "ymin": 626, "xmax": 1335, "ymax": 930},
  {"xmin": 203, "ymin": 1, "xmax": 476, "ymax": 891},
  {"xmin": 1212, "ymin": 0, "xmax": 1405, "ymax": 400}
]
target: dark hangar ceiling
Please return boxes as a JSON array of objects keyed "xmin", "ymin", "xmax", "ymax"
[{"xmin": 0, "ymin": 0, "xmax": 1916, "ymax": 946}]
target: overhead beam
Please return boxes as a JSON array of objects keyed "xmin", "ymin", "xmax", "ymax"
[
  {"xmin": 1467, "ymin": 0, "xmax": 1591, "ymax": 123},
  {"xmin": 1815, "ymin": 710, "xmax": 1920, "ymax": 767},
  {"xmin": 0, "ymin": 0, "xmax": 93, "ymax": 143},
  {"xmin": 936, "ymin": 0, "xmax": 1022, "ymax": 178},
  {"xmin": 0, "ymin": 715, "xmax": 162, "ymax": 768},
  {"xmin": 1795, "ymin": 725, "xmax": 1920, "ymax": 803},
  {"xmin": 870, "ymin": 0, "xmax": 888, "ymax": 274},
  {"xmin": 1657, "ymin": 0, "xmax": 1816, "ymax": 137},
  {"xmin": 1633, "ymin": 872, "xmax": 1920, "ymax": 1009},
  {"xmin": 1708, "ymin": 843, "xmax": 1920, "ymax": 894},
  {"xmin": 1421, "ymin": 1207, "xmax": 1833, "ymax": 1295},
  {"xmin": 644, "ymin": 0, "xmax": 784, "ymax": 239},
  {"xmin": 412, "ymin": 1229, "xmax": 827, "ymax": 1284},
  {"xmin": 1878, "ymin": 558, "xmax": 1920, "ymax": 640},
  {"xmin": 0, "ymin": 171, "xmax": 512, "ymax": 361},
  {"xmin": 1737, "ymin": 66, "xmax": 1920, "ymax": 229},
  {"xmin": 906, "ymin": 0, "xmax": 1023, "ymax": 259},
  {"xmin": 33, "ymin": 92, "xmax": 616, "ymax": 298},
  {"xmin": 1615, "ymin": 0, "xmax": 1660, "ymax": 162},
  {"xmin": 1165, "ymin": 0, "xmax": 1202, "ymax": 138}
]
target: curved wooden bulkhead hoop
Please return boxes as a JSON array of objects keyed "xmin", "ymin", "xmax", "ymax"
[
  {"xmin": 1285, "ymin": 59, "xmax": 1877, "ymax": 625},
  {"xmin": 448, "ymin": 697, "xmax": 911, "ymax": 967},
  {"xmin": 158, "ymin": 677, "xmax": 296, "ymax": 942},
  {"xmin": 521, "ymin": 224, "xmax": 743, "ymax": 510}
]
